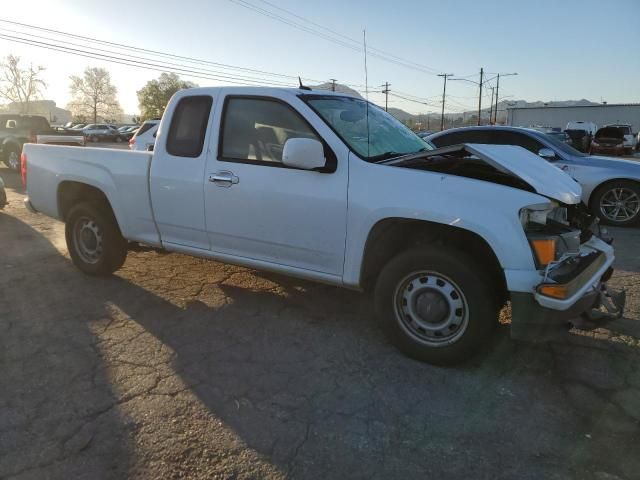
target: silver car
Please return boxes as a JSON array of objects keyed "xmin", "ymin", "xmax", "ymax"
[{"xmin": 427, "ymin": 126, "xmax": 640, "ymax": 226}]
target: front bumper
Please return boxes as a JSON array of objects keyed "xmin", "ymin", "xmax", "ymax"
[{"xmin": 510, "ymin": 237, "xmax": 625, "ymax": 340}]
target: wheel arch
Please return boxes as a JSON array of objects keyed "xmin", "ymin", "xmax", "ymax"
[
  {"xmin": 359, "ymin": 217, "xmax": 507, "ymax": 302},
  {"xmin": 57, "ymin": 180, "xmax": 119, "ymax": 228},
  {"xmin": 587, "ymin": 177, "xmax": 640, "ymax": 210}
]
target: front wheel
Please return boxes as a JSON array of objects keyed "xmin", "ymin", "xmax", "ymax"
[
  {"xmin": 374, "ymin": 247, "xmax": 498, "ymax": 365},
  {"xmin": 65, "ymin": 202, "xmax": 128, "ymax": 275},
  {"xmin": 592, "ymin": 181, "xmax": 640, "ymax": 227}
]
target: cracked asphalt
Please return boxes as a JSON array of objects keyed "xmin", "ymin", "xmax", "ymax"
[{"xmin": 1, "ymin": 165, "xmax": 640, "ymax": 480}]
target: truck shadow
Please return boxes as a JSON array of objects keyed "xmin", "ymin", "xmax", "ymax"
[
  {"xmin": 3, "ymin": 211, "xmax": 640, "ymax": 478},
  {"xmin": 0, "ymin": 213, "xmax": 133, "ymax": 478}
]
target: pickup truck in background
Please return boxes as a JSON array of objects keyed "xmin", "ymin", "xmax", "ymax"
[
  {"xmin": 0, "ymin": 114, "xmax": 84, "ymax": 170},
  {"xmin": 22, "ymin": 87, "xmax": 624, "ymax": 364}
]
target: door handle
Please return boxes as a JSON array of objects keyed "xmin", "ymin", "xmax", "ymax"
[{"xmin": 208, "ymin": 171, "xmax": 239, "ymax": 187}]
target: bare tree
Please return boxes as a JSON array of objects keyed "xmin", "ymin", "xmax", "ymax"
[
  {"xmin": 0, "ymin": 54, "xmax": 46, "ymax": 113},
  {"xmin": 67, "ymin": 67, "xmax": 122, "ymax": 123}
]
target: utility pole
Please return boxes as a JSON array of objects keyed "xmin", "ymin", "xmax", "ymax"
[
  {"xmin": 329, "ymin": 78, "xmax": 338, "ymax": 92},
  {"xmin": 477, "ymin": 67, "xmax": 484, "ymax": 126},
  {"xmin": 494, "ymin": 74, "xmax": 500, "ymax": 124},
  {"xmin": 381, "ymin": 82, "xmax": 391, "ymax": 112},
  {"xmin": 488, "ymin": 87, "xmax": 495, "ymax": 125},
  {"xmin": 494, "ymin": 72, "xmax": 517, "ymax": 124},
  {"xmin": 437, "ymin": 73, "xmax": 454, "ymax": 131}
]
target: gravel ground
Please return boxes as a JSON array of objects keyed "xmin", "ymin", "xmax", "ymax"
[{"xmin": 1, "ymin": 165, "xmax": 639, "ymax": 480}]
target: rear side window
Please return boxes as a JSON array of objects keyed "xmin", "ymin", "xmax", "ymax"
[
  {"xmin": 485, "ymin": 131, "xmax": 545, "ymax": 154},
  {"xmin": 431, "ymin": 130, "xmax": 490, "ymax": 148},
  {"xmin": 135, "ymin": 122, "xmax": 156, "ymax": 137},
  {"xmin": 166, "ymin": 96, "xmax": 213, "ymax": 157}
]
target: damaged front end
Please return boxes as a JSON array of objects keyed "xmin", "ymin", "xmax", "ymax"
[{"xmin": 511, "ymin": 203, "xmax": 626, "ymax": 340}]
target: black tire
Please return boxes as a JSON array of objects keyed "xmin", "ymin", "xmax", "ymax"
[
  {"xmin": 591, "ymin": 180, "xmax": 640, "ymax": 227},
  {"xmin": 3, "ymin": 145, "xmax": 21, "ymax": 171},
  {"xmin": 65, "ymin": 202, "xmax": 127, "ymax": 275},
  {"xmin": 374, "ymin": 246, "xmax": 498, "ymax": 365}
]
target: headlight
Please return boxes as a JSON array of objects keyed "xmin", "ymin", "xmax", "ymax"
[
  {"xmin": 520, "ymin": 202, "xmax": 579, "ymax": 268},
  {"xmin": 519, "ymin": 202, "xmax": 556, "ymax": 228}
]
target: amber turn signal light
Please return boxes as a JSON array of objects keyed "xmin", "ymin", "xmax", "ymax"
[
  {"xmin": 537, "ymin": 284, "xmax": 568, "ymax": 299},
  {"xmin": 531, "ymin": 238, "xmax": 556, "ymax": 266}
]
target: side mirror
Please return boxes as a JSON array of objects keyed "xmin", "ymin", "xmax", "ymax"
[
  {"xmin": 538, "ymin": 147, "xmax": 556, "ymax": 160},
  {"xmin": 282, "ymin": 138, "xmax": 326, "ymax": 171}
]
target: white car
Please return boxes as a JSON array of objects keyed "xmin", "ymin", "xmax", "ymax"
[
  {"xmin": 129, "ymin": 120, "xmax": 158, "ymax": 151},
  {"xmin": 21, "ymin": 87, "xmax": 624, "ymax": 364}
]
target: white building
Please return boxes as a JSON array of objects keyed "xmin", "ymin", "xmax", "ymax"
[
  {"xmin": 507, "ymin": 103, "xmax": 640, "ymax": 132},
  {"xmin": 0, "ymin": 100, "xmax": 73, "ymax": 124}
]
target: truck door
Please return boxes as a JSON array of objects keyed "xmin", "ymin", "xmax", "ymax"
[
  {"xmin": 203, "ymin": 94, "xmax": 348, "ymax": 276},
  {"xmin": 149, "ymin": 94, "xmax": 215, "ymax": 250}
]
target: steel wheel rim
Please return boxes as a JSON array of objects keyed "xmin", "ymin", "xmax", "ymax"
[
  {"xmin": 600, "ymin": 187, "xmax": 640, "ymax": 222},
  {"xmin": 393, "ymin": 271, "xmax": 469, "ymax": 346},
  {"xmin": 73, "ymin": 216, "xmax": 104, "ymax": 264},
  {"xmin": 8, "ymin": 151, "xmax": 19, "ymax": 169}
]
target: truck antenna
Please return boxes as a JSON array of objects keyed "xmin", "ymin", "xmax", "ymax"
[
  {"xmin": 298, "ymin": 76, "xmax": 312, "ymax": 91},
  {"xmin": 363, "ymin": 29, "xmax": 370, "ymax": 158}
]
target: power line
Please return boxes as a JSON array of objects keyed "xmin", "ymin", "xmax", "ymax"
[
  {"xmin": 0, "ymin": 32, "xmax": 297, "ymax": 87},
  {"xmin": 0, "ymin": 28, "xmax": 299, "ymax": 86},
  {"xmin": 0, "ymin": 18, "xmax": 323, "ymax": 83},
  {"xmin": 228, "ymin": 0, "xmax": 444, "ymax": 75}
]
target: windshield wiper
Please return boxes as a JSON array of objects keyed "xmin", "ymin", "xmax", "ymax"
[
  {"xmin": 371, "ymin": 151, "xmax": 404, "ymax": 163},
  {"xmin": 373, "ymin": 147, "xmax": 432, "ymax": 164}
]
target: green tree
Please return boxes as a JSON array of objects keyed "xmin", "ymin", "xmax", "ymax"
[
  {"xmin": 67, "ymin": 67, "xmax": 122, "ymax": 123},
  {"xmin": 137, "ymin": 73, "xmax": 197, "ymax": 120}
]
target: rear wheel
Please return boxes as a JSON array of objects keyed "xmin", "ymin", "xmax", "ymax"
[
  {"xmin": 374, "ymin": 247, "xmax": 498, "ymax": 365},
  {"xmin": 592, "ymin": 180, "xmax": 640, "ymax": 226},
  {"xmin": 65, "ymin": 202, "xmax": 127, "ymax": 275}
]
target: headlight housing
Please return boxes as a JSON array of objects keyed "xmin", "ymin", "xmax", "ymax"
[{"xmin": 520, "ymin": 202, "xmax": 580, "ymax": 268}]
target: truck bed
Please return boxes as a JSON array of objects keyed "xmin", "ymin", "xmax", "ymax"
[{"xmin": 23, "ymin": 144, "xmax": 160, "ymax": 246}]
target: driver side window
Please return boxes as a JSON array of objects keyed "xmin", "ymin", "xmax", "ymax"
[{"xmin": 219, "ymin": 97, "xmax": 319, "ymax": 165}]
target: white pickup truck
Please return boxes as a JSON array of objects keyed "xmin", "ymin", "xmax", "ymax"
[{"xmin": 22, "ymin": 87, "xmax": 624, "ymax": 364}]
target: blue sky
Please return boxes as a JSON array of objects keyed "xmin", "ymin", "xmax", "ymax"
[{"xmin": 1, "ymin": 0, "xmax": 639, "ymax": 115}]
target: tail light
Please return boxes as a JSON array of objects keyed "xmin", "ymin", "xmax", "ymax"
[{"xmin": 21, "ymin": 152, "xmax": 27, "ymax": 188}]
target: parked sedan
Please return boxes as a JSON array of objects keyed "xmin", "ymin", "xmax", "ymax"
[
  {"xmin": 590, "ymin": 126, "xmax": 625, "ymax": 156},
  {"xmin": 83, "ymin": 124, "xmax": 125, "ymax": 143},
  {"xmin": 427, "ymin": 126, "xmax": 640, "ymax": 226}
]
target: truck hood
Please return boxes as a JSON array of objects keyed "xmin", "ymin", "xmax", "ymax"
[
  {"xmin": 385, "ymin": 143, "xmax": 582, "ymax": 205},
  {"xmin": 460, "ymin": 144, "xmax": 582, "ymax": 204}
]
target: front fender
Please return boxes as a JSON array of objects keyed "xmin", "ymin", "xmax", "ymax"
[{"xmin": 342, "ymin": 157, "xmax": 548, "ymax": 287}]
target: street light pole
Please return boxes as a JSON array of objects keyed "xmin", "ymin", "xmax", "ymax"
[{"xmin": 437, "ymin": 73, "xmax": 454, "ymax": 131}]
